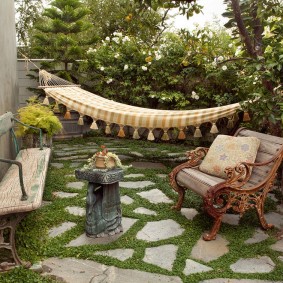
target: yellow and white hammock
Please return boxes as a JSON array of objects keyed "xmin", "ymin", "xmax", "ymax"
[{"xmin": 39, "ymin": 70, "xmax": 241, "ymax": 140}]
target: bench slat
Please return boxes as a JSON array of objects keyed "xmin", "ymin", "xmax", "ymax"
[{"xmin": 0, "ymin": 148, "xmax": 51, "ymax": 215}]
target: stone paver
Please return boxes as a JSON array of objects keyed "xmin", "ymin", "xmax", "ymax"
[
  {"xmin": 244, "ymin": 229, "xmax": 269, "ymax": 244},
  {"xmin": 191, "ymin": 235, "xmax": 229, "ymax": 263},
  {"xmin": 65, "ymin": 206, "xmax": 85, "ymax": 217},
  {"xmin": 222, "ymin": 214, "xmax": 240, "ymax": 225},
  {"xmin": 136, "ymin": 219, "xmax": 184, "ymax": 242},
  {"xmin": 124, "ymin": 173, "xmax": 145, "ymax": 178},
  {"xmin": 119, "ymin": 180, "xmax": 155, "ymax": 189},
  {"xmin": 134, "ymin": 207, "xmax": 157, "ymax": 216},
  {"xmin": 56, "ymin": 155, "xmax": 89, "ymax": 161},
  {"xmin": 48, "ymin": 222, "xmax": 77, "ymax": 238},
  {"xmin": 131, "ymin": 161, "xmax": 166, "ymax": 170},
  {"xmin": 129, "ymin": 151, "xmax": 144, "ymax": 157},
  {"xmin": 200, "ymin": 279, "xmax": 283, "ymax": 283},
  {"xmin": 157, "ymin": 174, "xmax": 167, "ymax": 178},
  {"xmin": 66, "ymin": 217, "xmax": 138, "ymax": 247},
  {"xmin": 95, "ymin": 248, "xmax": 134, "ymax": 261},
  {"xmin": 181, "ymin": 208, "xmax": 198, "ymax": 220},
  {"xmin": 120, "ymin": 195, "xmax": 134, "ymax": 205},
  {"xmin": 66, "ymin": 181, "xmax": 84, "ymax": 190},
  {"xmin": 270, "ymin": 239, "xmax": 283, "ymax": 252},
  {"xmin": 143, "ymin": 244, "xmax": 178, "ymax": 271},
  {"xmin": 137, "ymin": 188, "xmax": 173, "ymax": 204},
  {"xmin": 230, "ymin": 256, "xmax": 275, "ymax": 273},
  {"xmin": 53, "ymin": 192, "xmax": 79, "ymax": 198},
  {"xmin": 69, "ymin": 162, "xmax": 82, "ymax": 168},
  {"xmin": 264, "ymin": 212, "xmax": 283, "ymax": 229},
  {"xmin": 50, "ymin": 162, "xmax": 64, "ymax": 169},
  {"xmin": 183, "ymin": 259, "xmax": 213, "ymax": 275},
  {"xmin": 42, "ymin": 257, "xmax": 183, "ymax": 283}
]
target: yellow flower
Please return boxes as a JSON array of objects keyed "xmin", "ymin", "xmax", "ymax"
[
  {"xmin": 125, "ymin": 13, "xmax": 133, "ymax": 22},
  {"xmin": 145, "ymin": 56, "xmax": 152, "ymax": 63},
  {"xmin": 182, "ymin": 60, "xmax": 189, "ymax": 67}
]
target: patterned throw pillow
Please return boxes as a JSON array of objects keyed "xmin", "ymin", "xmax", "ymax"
[{"xmin": 199, "ymin": 135, "xmax": 260, "ymax": 179}]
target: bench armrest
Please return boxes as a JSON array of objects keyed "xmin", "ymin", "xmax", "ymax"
[
  {"xmin": 12, "ymin": 117, "xmax": 43, "ymax": 150},
  {"xmin": 0, "ymin": 158, "xmax": 28, "ymax": 200}
]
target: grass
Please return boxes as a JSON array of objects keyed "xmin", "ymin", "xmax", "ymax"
[{"xmin": 1, "ymin": 133, "xmax": 283, "ymax": 282}]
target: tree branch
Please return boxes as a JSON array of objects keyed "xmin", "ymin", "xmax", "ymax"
[{"xmin": 230, "ymin": 0, "xmax": 256, "ymax": 57}]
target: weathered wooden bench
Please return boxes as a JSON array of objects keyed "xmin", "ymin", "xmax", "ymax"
[
  {"xmin": 169, "ymin": 128, "xmax": 283, "ymax": 241},
  {"xmin": 0, "ymin": 112, "xmax": 51, "ymax": 271}
]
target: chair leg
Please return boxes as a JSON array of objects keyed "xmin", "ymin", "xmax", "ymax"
[
  {"xmin": 203, "ymin": 214, "xmax": 223, "ymax": 241},
  {"xmin": 171, "ymin": 187, "xmax": 185, "ymax": 211},
  {"xmin": 256, "ymin": 200, "xmax": 273, "ymax": 230}
]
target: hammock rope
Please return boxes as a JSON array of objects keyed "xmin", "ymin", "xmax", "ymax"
[{"xmin": 39, "ymin": 70, "xmax": 241, "ymax": 140}]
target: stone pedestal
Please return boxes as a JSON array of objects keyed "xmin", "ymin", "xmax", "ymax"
[{"xmin": 75, "ymin": 168, "xmax": 124, "ymax": 238}]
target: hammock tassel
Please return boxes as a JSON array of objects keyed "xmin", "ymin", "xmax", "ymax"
[
  {"xmin": 161, "ymin": 129, "xmax": 169, "ymax": 141},
  {"xmin": 90, "ymin": 119, "xmax": 98, "ymax": 130},
  {"xmin": 43, "ymin": 96, "xmax": 49, "ymax": 105},
  {"xmin": 118, "ymin": 125, "xmax": 125, "ymax": 138},
  {"xmin": 194, "ymin": 126, "xmax": 202, "ymax": 138},
  {"xmin": 210, "ymin": 123, "xmax": 219, "ymax": 134},
  {"xmin": 133, "ymin": 128, "xmax": 140, "ymax": 139},
  {"xmin": 53, "ymin": 101, "xmax": 60, "ymax": 113},
  {"xmin": 64, "ymin": 109, "xmax": 71, "ymax": 119},
  {"xmin": 78, "ymin": 114, "xmax": 84, "ymax": 126},
  {"xmin": 243, "ymin": 111, "xmax": 251, "ymax": 122},
  {"xmin": 105, "ymin": 123, "xmax": 111, "ymax": 134},
  {"xmin": 147, "ymin": 129, "xmax": 155, "ymax": 141},
  {"xmin": 227, "ymin": 116, "xmax": 234, "ymax": 128},
  {"xmin": 178, "ymin": 128, "xmax": 186, "ymax": 140}
]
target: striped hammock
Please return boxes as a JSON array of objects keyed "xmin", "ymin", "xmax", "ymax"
[{"xmin": 39, "ymin": 70, "xmax": 241, "ymax": 140}]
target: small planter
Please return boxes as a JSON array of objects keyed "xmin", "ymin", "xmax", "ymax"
[{"xmin": 95, "ymin": 156, "xmax": 116, "ymax": 169}]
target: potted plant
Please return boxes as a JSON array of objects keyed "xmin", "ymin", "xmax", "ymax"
[
  {"xmin": 16, "ymin": 98, "xmax": 62, "ymax": 147},
  {"xmin": 84, "ymin": 145, "xmax": 126, "ymax": 169}
]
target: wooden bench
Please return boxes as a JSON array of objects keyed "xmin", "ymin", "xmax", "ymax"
[
  {"xmin": 0, "ymin": 112, "xmax": 51, "ymax": 271},
  {"xmin": 169, "ymin": 128, "xmax": 283, "ymax": 241}
]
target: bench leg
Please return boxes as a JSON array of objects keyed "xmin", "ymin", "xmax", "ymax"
[{"xmin": 0, "ymin": 213, "xmax": 27, "ymax": 271}]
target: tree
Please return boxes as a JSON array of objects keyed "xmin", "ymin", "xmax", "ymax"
[
  {"xmin": 223, "ymin": 0, "xmax": 283, "ymax": 136},
  {"xmin": 30, "ymin": 0, "xmax": 92, "ymax": 80},
  {"xmin": 15, "ymin": 0, "xmax": 47, "ymax": 56}
]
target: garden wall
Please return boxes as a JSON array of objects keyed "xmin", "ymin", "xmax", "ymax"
[{"xmin": 0, "ymin": 0, "xmax": 18, "ymax": 178}]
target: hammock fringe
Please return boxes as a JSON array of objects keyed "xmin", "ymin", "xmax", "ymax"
[
  {"xmin": 105, "ymin": 124, "xmax": 111, "ymax": 134},
  {"xmin": 64, "ymin": 109, "xmax": 71, "ymax": 119},
  {"xmin": 161, "ymin": 130, "xmax": 169, "ymax": 141},
  {"xmin": 194, "ymin": 126, "xmax": 202, "ymax": 138},
  {"xmin": 210, "ymin": 123, "xmax": 218, "ymax": 134},
  {"xmin": 147, "ymin": 130, "xmax": 155, "ymax": 141},
  {"xmin": 118, "ymin": 125, "xmax": 125, "ymax": 138},
  {"xmin": 78, "ymin": 115, "xmax": 84, "ymax": 126},
  {"xmin": 178, "ymin": 128, "xmax": 186, "ymax": 140},
  {"xmin": 133, "ymin": 128, "xmax": 140, "ymax": 139},
  {"xmin": 90, "ymin": 119, "xmax": 98, "ymax": 130}
]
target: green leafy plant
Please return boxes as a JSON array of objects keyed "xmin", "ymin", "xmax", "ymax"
[{"xmin": 16, "ymin": 103, "xmax": 62, "ymax": 137}]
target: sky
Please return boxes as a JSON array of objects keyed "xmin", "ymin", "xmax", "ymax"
[{"xmin": 169, "ymin": 0, "xmax": 227, "ymax": 30}]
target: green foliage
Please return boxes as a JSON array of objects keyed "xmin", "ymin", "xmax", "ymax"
[
  {"xmin": 16, "ymin": 102, "xmax": 62, "ymax": 137},
  {"xmin": 30, "ymin": 0, "xmax": 92, "ymax": 79},
  {"xmin": 81, "ymin": 25, "xmax": 241, "ymax": 109}
]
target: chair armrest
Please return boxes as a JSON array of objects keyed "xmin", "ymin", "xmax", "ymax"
[
  {"xmin": 12, "ymin": 117, "xmax": 43, "ymax": 150},
  {"xmin": 185, "ymin": 147, "xmax": 209, "ymax": 166},
  {"xmin": 224, "ymin": 152, "xmax": 282, "ymax": 188},
  {"xmin": 0, "ymin": 158, "xmax": 28, "ymax": 200}
]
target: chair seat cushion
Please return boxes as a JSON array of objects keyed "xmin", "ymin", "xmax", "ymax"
[
  {"xmin": 176, "ymin": 166, "xmax": 225, "ymax": 197},
  {"xmin": 199, "ymin": 135, "xmax": 260, "ymax": 179}
]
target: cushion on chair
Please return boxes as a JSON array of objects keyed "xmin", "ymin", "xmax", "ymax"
[
  {"xmin": 176, "ymin": 166, "xmax": 225, "ymax": 197},
  {"xmin": 199, "ymin": 135, "xmax": 260, "ymax": 179}
]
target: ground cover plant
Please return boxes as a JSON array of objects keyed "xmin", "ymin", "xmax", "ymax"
[{"xmin": 0, "ymin": 133, "xmax": 282, "ymax": 282}]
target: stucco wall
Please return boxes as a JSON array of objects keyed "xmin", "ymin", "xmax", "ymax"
[{"xmin": 0, "ymin": 0, "xmax": 18, "ymax": 178}]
